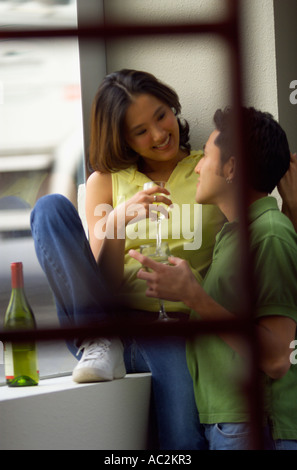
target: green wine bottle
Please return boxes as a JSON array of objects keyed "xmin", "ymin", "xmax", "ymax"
[{"xmin": 4, "ymin": 262, "xmax": 39, "ymax": 387}]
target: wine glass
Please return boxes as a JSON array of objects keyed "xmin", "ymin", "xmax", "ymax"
[
  {"xmin": 143, "ymin": 181, "xmax": 170, "ymax": 253},
  {"xmin": 140, "ymin": 242, "xmax": 177, "ymax": 322}
]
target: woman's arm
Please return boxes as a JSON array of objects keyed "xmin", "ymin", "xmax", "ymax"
[
  {"xmin": 86, "ymin": 171, "xmax": 113, "ymax": 261},
  {"xmin": 86, "ymin": 171, "xmax": 126, "ymax": 289},
  {"xmin": 86, "ymin": 171, "xmax": 172, "ymax": 290}
]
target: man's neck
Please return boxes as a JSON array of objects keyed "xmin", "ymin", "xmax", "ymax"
[{"xmin": 219, "ymin": 189, "xmax": 268, "ymax": 222}]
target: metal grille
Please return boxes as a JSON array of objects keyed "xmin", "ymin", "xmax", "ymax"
[{"xmin": 0, "ymin": 0, "xmax": 264, "ymax": 449}]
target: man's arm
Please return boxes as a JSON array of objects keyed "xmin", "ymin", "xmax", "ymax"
[
  {"xmin": 255, "ymin": 315, "xmax": 295, "ymax": 379},
  {"xmin": 129, "ymin": 250, "xmax": 296, "ymax": 380}
]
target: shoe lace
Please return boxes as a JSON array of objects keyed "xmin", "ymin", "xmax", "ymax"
[{"xmin": 77, "ymin": 339, "xmax": 111, "ymax": 359}]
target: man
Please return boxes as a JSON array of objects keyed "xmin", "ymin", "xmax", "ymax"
[{"xmin": 130, "ymin": 107, "xmax": 297, "ymax": 450}]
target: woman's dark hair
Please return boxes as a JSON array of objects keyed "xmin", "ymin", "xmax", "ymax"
[
  {"xmin": 213, "ymin": 106, "xmax": 290, "ymax": 193},
  {"xmin": 89, "ymin": 69, "xmax": 191, "ymax": 173}
]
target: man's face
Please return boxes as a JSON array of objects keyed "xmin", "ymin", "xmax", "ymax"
[{"xmin": 195, "ymin": 130, "xmax": 227, "ymax": 205}]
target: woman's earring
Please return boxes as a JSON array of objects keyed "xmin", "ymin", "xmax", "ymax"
[{"xmin": 226, "ymin": 177, "xmax": 233, "ymax": 184}]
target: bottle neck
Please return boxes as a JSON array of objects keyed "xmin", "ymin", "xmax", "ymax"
[{"xmin": 11, "ymin": 262, "xmax": 24, "ymax": 289}]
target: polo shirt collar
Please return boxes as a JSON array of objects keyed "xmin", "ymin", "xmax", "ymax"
[
  {"xmin": 248, "ymin": 196, "xmax": 279, "ymax": 223},
  {"xmin": 216, "ymin": 196, "xmax": 279, "ymax": 241}
]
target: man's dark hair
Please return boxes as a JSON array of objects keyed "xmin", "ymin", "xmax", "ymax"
[{"xmin": 213, "ymin": 107, "xmax": 290, "ymax": 193}]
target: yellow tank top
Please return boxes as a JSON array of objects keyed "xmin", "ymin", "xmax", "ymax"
[{"xmin": 112, "ymin": 150, "xmax": 226, "ymax": 313}]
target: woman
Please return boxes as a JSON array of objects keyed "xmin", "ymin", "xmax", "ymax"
[{"xmin": 30, "ymin": 69, "xmax": 225, "ymax": 449}]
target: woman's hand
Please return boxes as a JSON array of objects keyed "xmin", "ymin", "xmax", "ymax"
[{"xmin": 113, "ymin": 185, "xmax": 172, "ymax": 229}]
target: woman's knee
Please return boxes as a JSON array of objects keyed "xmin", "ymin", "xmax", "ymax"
[
  {"xmin": 32, "ymin": 194, "xmax": 70, "ymax": 216},
  {"xmin": 31, "ymin": 194, "xmax": 73, "ymax": 228}
]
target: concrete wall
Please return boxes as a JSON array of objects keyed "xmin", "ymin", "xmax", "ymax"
[
  {"xmin": 240, "ymin": 0, "xmax": 278, "ymax": 117},
  {"xmin": 76, "ymin": 0, "xmax": 106, "ymax": 175},
  {"xmin": 104, "ymin": 0, "xmax": 279, "ymax": 149},
  {"xmin": 274, "ymin": 0, "xmax": 297, "ymax": 152}
]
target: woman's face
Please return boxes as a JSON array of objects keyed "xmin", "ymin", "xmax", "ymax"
[{"xmin": 124, "ymin": 93, "xmax": 182, "ymax": 163}]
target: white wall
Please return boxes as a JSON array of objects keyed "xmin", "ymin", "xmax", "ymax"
[
  {"xmin": 274, "ymin": 0, "xmax": 297, "ymax": 153},
  {"xmin": 104, "ymin": 0, "xmax": 278, "ymax": 149},
  {"xmin": 77, "ymin": 0, "xmax": 106, "ymax": 174},
  {"xmin": 240, "ymin": 0, "xmax": 278, "ymax": 118}
]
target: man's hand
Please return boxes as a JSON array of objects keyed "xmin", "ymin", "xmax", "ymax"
[{"xmin": 129, "ymin": 250, "xmax": 197, "ymax": 305}]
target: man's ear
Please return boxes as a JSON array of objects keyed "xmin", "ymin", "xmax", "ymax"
[{"xmin": 224, "ymin": 156, "xmax": 236, "ymax": 183}]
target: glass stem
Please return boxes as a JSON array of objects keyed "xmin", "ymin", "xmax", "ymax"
[
  {"xmin": 156, "ymin": 215, "xmax": 162, "ymax": 253},
  {"xmin": 158, "ymin": 299, "xmax": 169, "ymax": 320}
]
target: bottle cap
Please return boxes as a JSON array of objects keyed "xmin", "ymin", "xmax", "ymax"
[{"xmin": 11, "ymin": 262, "xmax": 24, "ymax": 289}]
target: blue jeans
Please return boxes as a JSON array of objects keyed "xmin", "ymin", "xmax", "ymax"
[
  {"xmin": 273, "ymin": 439, "xmax": 297, "ymax": 450},
  {"xmin": 204, "ymin": 423, "xmax": 260, "ymax": 450},
  {"xmin": 203, "ymin": 423, "xmax": 297, "ymax": 450},
  {"xmin": 30, "ymin": 194, "xmax": 205, "ymax": 450}
]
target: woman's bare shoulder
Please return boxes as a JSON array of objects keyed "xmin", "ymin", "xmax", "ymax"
[
  {"xmin": 86, "ymin": 171, "xmax": 113, "ymax": 204},
  {"xmin": 87, "ymin": 170, "xmax": 112, "ymax": 185}
]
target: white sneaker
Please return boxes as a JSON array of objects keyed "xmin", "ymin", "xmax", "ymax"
[{"xmin": 72, "ymin": 338, "xmax": 126, "ymax": 383}]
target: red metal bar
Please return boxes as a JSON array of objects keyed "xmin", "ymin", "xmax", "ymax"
[
  {"xmin": 0, "ymin": 318, "xmax": 249, "ymax": 344},
  {"xmin": 0, "ymin": 22, "xmax": 232, "ymax": 41},
  {"xmin": 226, "ymin": 0, "xmax": 264, "ymax": 450},
  {"xmin": 0, "ymin": 0, "xmax": 265, "ymax": 449}
]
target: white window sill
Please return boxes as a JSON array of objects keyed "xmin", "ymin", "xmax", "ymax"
[
  {"xmin": 0, "ymin": 372, "xmax": 151, "ymax": 398},
  {"xmin": 0, "ymin": 373, "xmax": 152, "ymax": 450}
]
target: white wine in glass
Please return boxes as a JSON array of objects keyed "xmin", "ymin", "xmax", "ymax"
[
  {"xmin": 143, "ymin": 181, "xmax": 170, "ymax": 253},
  {"xmin": 140, "ymin": 242, "xmax": 176, "ymax": 322}
]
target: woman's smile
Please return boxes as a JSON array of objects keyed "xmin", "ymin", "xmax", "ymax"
[
  {"xmin": 124, "ymin": 94, "xmax": 180, "ymax": 163},
  {"xmin": 153, "ymin": 134, "xmax": 171, "ymax": 150}
]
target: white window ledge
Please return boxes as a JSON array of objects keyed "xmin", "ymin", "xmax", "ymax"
[{"xmin": 0, "ymin": 373, "xmax": 152, "ymax": 450}]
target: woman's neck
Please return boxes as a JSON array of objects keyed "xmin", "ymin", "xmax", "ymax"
[{"xmin": 138, "ymin": 148, "xmax": 189, "ymax": 181}]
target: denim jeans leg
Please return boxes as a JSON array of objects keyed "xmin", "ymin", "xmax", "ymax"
[
  {"xmin": 30, "ymin": 194, "xmax": 111, "ymax": 356},
  {"xmin": 273, "ymin": 439, "xmax": 297, "ymax": 450},
  {"xmin": 128, "ymin": 335, "xmax": 207, "ymax": 450},
  {"xmin": 204, "ymin": 423, "xmax": 256, "ymax": 450},
  {"xmin": 31, "ymin": 195, "xmax": 205, "ymax": 450}
]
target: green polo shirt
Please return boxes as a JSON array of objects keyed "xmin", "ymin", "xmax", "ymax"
[{"xmin": 186, "ymin": 196, "xmax": 297, "ymax": 439}]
